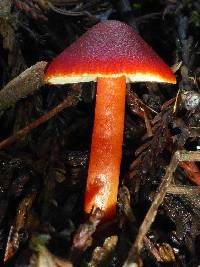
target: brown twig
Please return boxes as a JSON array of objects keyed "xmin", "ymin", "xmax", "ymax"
[
  {"xmin": 167, "ymin": 185, "xmax": 200, "ymax": 194},
  {"xmin": 126, "ymin": 87, "xmax": 155, "ymax": 137},
  {"xmin": 0, "ymin": 61, "xmax": 47, "ymax": 111},
  {"xmin": 4, "ymin": 192, "xmax": 36, "ymax": 262},
  {"xmin": 0, "ymin": 88, "xmax": 81, "ymax": 150}
]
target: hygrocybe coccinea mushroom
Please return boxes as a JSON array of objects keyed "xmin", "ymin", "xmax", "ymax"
[{"xmin": 44, "ymin": 20, "xmax": 176, "ymax": 221}]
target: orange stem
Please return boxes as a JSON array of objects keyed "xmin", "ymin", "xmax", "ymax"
[{"xmin": 84, "ymin": 76, "xmax": 126, "ymax": 221}]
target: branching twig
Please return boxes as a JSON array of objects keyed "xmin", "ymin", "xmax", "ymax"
[
  {"xmin": 124, "ymin": 150, "xmax": 200, "ymax": 266},
  {"xmin": 123, "ymin": 152, "xmax": 179, "ymax": 266}
]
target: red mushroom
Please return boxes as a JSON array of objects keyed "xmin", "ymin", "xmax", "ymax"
[{"xmin": 44, "ymin": 20, "xmax": 176, "ymax": 221}]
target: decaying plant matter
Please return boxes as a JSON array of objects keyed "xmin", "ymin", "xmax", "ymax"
[{"xmin": 0, "ymin": 0, "xmax": 200, "ymax": 267}]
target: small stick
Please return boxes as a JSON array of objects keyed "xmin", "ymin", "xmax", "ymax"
[
  {"xmin": 0, "ymin": 61, "xmax": 47, "ymax": 111},
  {"xmin": 167, "ymin": 185, "xmax": 200, "ymax": 194},
  {"xmin": 142, "ymin": 108, "xmax": 153, "ymax": 137},
  {"xmin": 0, "ymin": 89, "xmax": 80, "ymax": 150},
  {"xmin": 177, "ymin": 150, "xmax": 200, "ymax": 162}
]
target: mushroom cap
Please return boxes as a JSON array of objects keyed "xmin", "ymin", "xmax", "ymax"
[{"xmin": 44, "ymin": 20, "xmax": 176, "ymax": 84}]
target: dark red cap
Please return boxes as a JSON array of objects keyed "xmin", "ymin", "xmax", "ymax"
[{"xmin": 44, "ymin": 20, "xmax": 176, "ymax": 85}]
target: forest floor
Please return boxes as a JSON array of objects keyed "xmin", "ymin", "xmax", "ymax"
[{"xmin": 0, "ymin": 0, "xmax": 200, "ymax": 266}]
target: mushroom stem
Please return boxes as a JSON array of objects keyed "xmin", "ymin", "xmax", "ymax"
[{"xmin": 84, "ymin": 76, "xmax": 126, "ymax": 221}]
